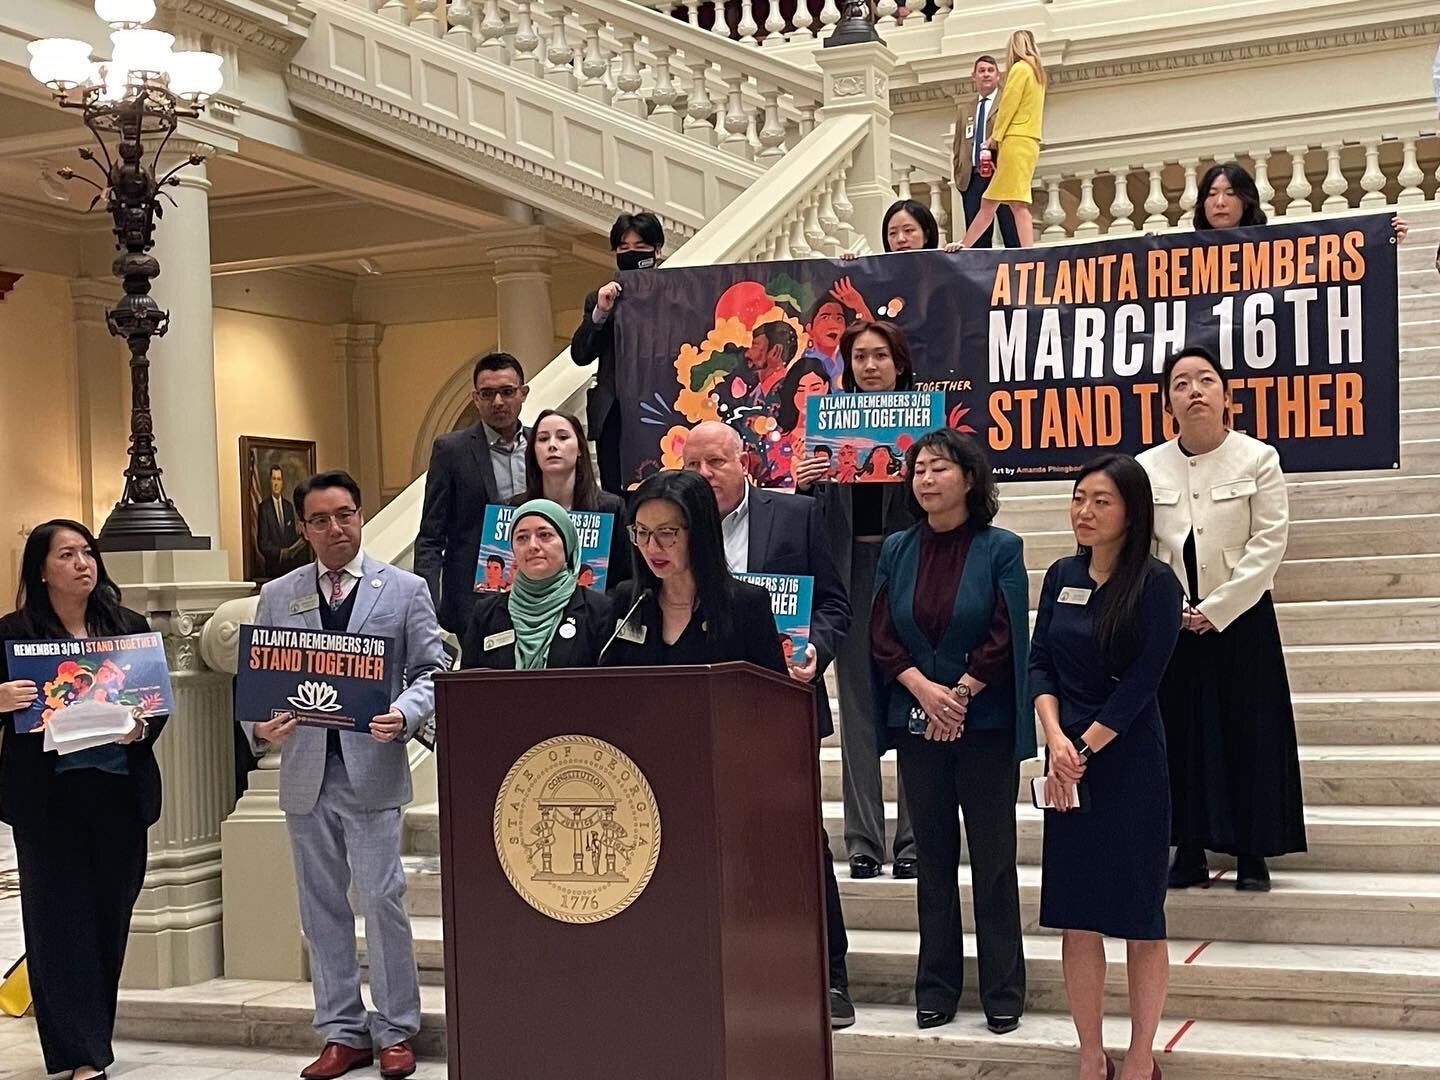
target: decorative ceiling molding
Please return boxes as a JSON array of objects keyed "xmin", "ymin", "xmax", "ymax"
[
  {"xmin": 158, "ymin": 0, "xmax": 313, "ymax": 58},
  {"xmin": 892, "ymin": 17, "xmax": 1440, "ymax": 107},
  {"xmin": 283, "ymin": 66, "xmax": 700, "ymax": 244}
]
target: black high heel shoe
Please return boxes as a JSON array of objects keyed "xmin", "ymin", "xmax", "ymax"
[
  {"xmin": 916, "ymin": 1007, "xmax": 956, "ymax": 1029},
  {"xmin": 1105, "ymin": 1056, "xmax": 1117, "ymax": 1080}
]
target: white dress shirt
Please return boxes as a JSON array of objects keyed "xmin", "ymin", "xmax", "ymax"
[
  {"xmin": 721, "ymin": 484, "xmax": 752, "ymax": 574},
  {"xmin": 483, "ymin": 422, "xmax": 528, "ymax": 503},
  {"xmin": 316, "ymin": 549, "xmax": 366, "ymax": 606},
  {"xmin": 973, "ymin": 90, "xmax": 997, "ymax": 164}
]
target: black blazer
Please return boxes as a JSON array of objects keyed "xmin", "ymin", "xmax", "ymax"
[
  {"xmin": 570, "ymin": 290, "xmax": 616, "ymax": 436},
  {"xmin": 600, "ymin": 579, "xmax": 786, "ymax": 675},
  {"xmin": 745, "ymin": 488, "xmax": 851, "ymax": 739},
  {"xmin": 416, "ymin": 422, "xmax": 526, "ymax": 635},
  {"xmin": 461, "ymin": 586, "xmax": 613, "ymax": 670},
  {"xmin": 0, "ymin": 607, "xmax": 168, "ymax": 830},
  {"xmin": 810, "ymin": 481, "xmax": 918, "ymax": 584},
  {"xmin": 506, "ymin": 490, "xmax": 632, "ymax": 595}
]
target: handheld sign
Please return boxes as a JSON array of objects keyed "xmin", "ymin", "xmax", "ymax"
[
  {"xmin": 237, "ymin": 624, "xmax": 393, "ymax": 732},
  {"xmin": 736, "ymin": 573, "xmax": 814, "ymax": 665},
  {"xmin": 5, "ymin": 632, "xmax": 173, "ymax": 734},
  {"xmin": 476, "ymin": 505, "xmax": 616, "ymax": 592},
  {"xmin": 804, "ymin": 391, "xmax": 946, "ymax": 482}
]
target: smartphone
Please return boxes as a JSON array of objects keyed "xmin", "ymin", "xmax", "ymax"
[{"xmin": 1030, "ymin": 776, "xmax": 1090, "ymax": 813}]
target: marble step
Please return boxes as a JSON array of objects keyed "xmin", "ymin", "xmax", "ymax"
[
  {"xmin": 1408, "ymin": 408, "xmax": 1440, "ymax": 439},
  {"xmin": 832, "ymin": 1005, "xmax": 1440, "ymax": 1080},
  {"xmin": 364, "ymin": 915, "xmax": 1440, "ymax": 1035},
  {"xmin": 110, "ymin": 979, "xmax": 1440, "ymax": 1079},
  {"xmin": 1283, "ymin": 642, "xmax": 1440, "ymax": 692},
  {"xmin": 1022, "ymin": 516, "xmax": 1440, "ymax": 564},
  {"xmin": 1401, "ymin": 376, "xmax": 1440, "ymax": 409},
  {"xmin": 816, "ymin": 744, "xmax": 1440, "ymax": 808},
  {"xmin": 844, "ymin": 928, "xmax": 1440, "ymax": 1031},
  {"xmin": 836, "ymin": 867, "xmax": 1440, "ymax": 948},
  {"xmin": 995, "ymin": 474, "xmax": 1440, "ymax": 533},
  {"xmin": 814, "ymin": 802, "xmax": 1440, "ymax": 875}
]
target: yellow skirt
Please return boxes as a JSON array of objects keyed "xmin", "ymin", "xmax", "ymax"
[{"xmin": 986, "ymin": 136, "xmax": 1040, "ymax": 203}]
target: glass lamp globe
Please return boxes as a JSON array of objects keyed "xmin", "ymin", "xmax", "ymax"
[
  {"xmin": 27, "ymin": 39, "xmax": 95, "ymax": 91},
  {"xmin": 109, "ymin": 27, "xmax": 173, "ymax": 81},
  {"xmin": 165, "ymin": 51, "xmax": 224, "ymax": 102},
  {"xmin": 94, "ymin": 0, "xmax": 157, "ymax": 28}
]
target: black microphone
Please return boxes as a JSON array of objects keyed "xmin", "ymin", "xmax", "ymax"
[{"xmin": 597, "ymin": 588, "xmax": 652, "ymax": 665}]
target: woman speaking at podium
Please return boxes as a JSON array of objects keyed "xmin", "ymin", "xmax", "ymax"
[
  {"xmin": 461, "ymin": 499, "xmax": 613, "ymax": 670},
  {"xmin": 600, "ymin": 469, "xmax": 784, "ymax": 673}
]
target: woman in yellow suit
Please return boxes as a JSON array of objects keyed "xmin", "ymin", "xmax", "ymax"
[{"xmin": 957, "ymin": 30, "xmax": 1046, "ymax": 249}]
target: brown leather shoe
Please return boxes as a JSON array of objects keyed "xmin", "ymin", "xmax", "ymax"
[
  {"xmin": 378, "ymin": 1041, "xmax": 417, "ymax": 1079},
  {"xmin": 299, "ymin": 1042, "xmax": 372, "ymax": 1079}
]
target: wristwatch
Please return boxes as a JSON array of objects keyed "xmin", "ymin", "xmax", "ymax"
[
  {"xmin": 952, "ymin": 683, "xmax": 972, "ymax": 700},
  {"xmin": 1071, "ymin": 734, "xmax": 1094, "ymax": 760}
]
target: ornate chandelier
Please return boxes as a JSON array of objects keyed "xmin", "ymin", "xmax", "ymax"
[{"xmin": 28, "ymin": 1, "xmax": 224, "ymax": 549}]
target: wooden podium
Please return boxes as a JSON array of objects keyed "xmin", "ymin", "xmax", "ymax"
[{"xmin": 432, "ymin": 663, "xmax": 834, "ymax": 1080}]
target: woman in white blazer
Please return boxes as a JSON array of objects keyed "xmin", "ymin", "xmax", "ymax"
[{"xmin": 1137, "ymin": 346, "xmax": 1306, "ymax": 893}]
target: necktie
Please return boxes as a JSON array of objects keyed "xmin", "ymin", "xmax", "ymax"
[
  {"xmin": 326, "ymin": 570, "xmax": 345, "ymax": 605},
  {"xmin": 974, "ymin": 97, "xmax": 988, "ymax": 166}
]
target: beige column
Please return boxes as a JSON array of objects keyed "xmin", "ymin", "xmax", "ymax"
[
  {"xmin": 69, "ymin": 277, "xmax": 130, "ymax": 530},
  {"xmin": 104, "ymin": 554, "xmax": 252, "ymax": 988},
  {"xmin": 145, "ymin": 154, "xmax": 221, "ymax": 543},
  {"xmin": 814, "ymin": 42, "xmax": 898, "ymax": 253},
  {"xmin": 332, "ymin": 322, "xmax": 386, "ymax": 504},
  {"xmin": 491, "ymin": 243, "xmax": 559, "ymax": 378}
]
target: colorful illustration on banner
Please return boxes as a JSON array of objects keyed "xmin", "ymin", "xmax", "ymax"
[{"xmin": 5, "ymin": 633, "xmax": 174, "ymax": 733}]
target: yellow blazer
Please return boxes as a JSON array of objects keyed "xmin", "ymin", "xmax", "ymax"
[{"xmin": 989, "ymin": 59, "xmax": 1044, "ymax": 144}]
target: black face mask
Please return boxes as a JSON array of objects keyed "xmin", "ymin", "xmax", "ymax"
[{"xmin": 616, "ymin": 249, "xmax": 657, "ymax": 272}]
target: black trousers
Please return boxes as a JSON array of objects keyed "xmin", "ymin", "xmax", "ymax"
[
  {"xmin": 822, "ymin": 826, "xmax": 848, "ymax": 990},
  {"xmin": 13, "ymin": 771, "xmax": 150, "ymax": 1073},
  {"xmin": 896, "ymin": 729, "xmax": 1025, "ymax": 1017},
  {"xmin": 960, "ymin": 174, "xmax": 1021, "ymax": 249},
  {"xmin": 595, "ymin": 407, "xmax": 624, "ymax": 495}
]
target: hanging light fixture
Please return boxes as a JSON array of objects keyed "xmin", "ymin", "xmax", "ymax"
[{"xmin": 27, "ymin": 1, "xmax": 225, "ymax": 549}]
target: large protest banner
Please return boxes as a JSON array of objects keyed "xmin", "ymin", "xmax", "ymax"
[{"xmin": 613, "ymin": 214, "xmax": 1399, "ymax": 485}]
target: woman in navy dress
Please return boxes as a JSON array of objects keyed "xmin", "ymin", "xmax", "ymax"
[{"xmin": 1031, "ymin": 455, "xmax": 1183, "ymax": 1080}]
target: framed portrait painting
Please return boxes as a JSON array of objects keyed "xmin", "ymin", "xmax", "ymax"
[{"xmin": 240, "ymin": 436, "xmax": 316, "ymax": 584}]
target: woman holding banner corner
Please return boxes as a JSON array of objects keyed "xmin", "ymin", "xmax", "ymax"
[
  {"xmin": 1192, "ymin": 160, "xmax": 1408, "ymax": 242},
  {"xmin": 462, "ymin": 499, "xmax": 613, "ymax": 671},
  {"xmin": 796, "ymin": 320, "xmax": 921, "ymax": 881},
  {"xmin": 509, "ymin": 408, "xmax": 630, "ymax": 593},
  {"xmin": 870, "ymin": 429, "xmax": 1032, "ymax": 1033},
  {"xmin": 1138, "ymin": 345, "xmax": 1306, "ymax": 893},
  {"xmin": 0, "ymin": 519, "xmax": 166, "ymax": 1080}
]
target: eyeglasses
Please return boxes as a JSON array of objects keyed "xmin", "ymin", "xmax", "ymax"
[
  {"xmin": 627, "ymin": 524, "xmax": 687, "ymax": 549},
  {"xmin": 476, "ymin": 386, "xmax": 523, "ymax": 402},
  {"xmin": 304, "ymin": 510, "xmax": 359, "ymax": 529}
]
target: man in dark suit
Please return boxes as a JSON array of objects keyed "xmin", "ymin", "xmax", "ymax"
[
  {"xmin": 951, "ymin": 54, "xmax": 1020, "ymax": 249},
  {"xmin": 682, "ymin": 420, "xmax": 855, "ymax": 1029},
  {"xmin": 414, "ymin": 352, "xmax": 529, "ymax": 635},
  {"xmin": 256, "ymin": 464, "xmax": 306, "ymax": 579},
  {"xmin": 569, "ymin": 211, "xmax": 665, "ymax": 494}
]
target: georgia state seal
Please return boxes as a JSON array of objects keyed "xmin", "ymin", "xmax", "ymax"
[{"xmin": 493, "ymin": 734, "xmax": 660, "ymax": 924}]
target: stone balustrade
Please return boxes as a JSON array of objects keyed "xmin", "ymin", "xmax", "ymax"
[{"xmin": 644, "ymin": 0, "xmax": 953, "ymax": 48}]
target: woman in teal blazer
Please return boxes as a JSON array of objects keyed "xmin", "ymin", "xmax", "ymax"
[{"xmin": 871, "ymin": 429, "xmax": 1033, "ymax": 1034}]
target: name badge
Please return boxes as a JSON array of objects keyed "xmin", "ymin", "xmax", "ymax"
[
  {"xmin": 616, "ymin": 621, "xmax": 647, "ymax": 645},
  {"xmin": 965, "ymin": 120, "xmax": 975, "ymax": 139},
  {"xmin": 558, "ymin": 620, "xmax": 577, "ymax": 640},
  {"xmin": 1058, "ymin": 587, "xmax": 1093, "ymax": 606},
  {"xmin": 289, "ymin": 594, "xmax": 320, "ymax": 615},
  {"xmin": 484, "ymin": 629, "xmax": 516, "ymax": 651}
]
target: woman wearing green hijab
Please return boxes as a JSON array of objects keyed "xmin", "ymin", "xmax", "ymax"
[{"xmin": 461, "ymin": 499, "xmax": 613, "ymax": 670}]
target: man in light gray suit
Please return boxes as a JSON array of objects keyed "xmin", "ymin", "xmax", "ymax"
[{"xmin": 245, "ymin": 469, "xmax": 444, "ymax": 1080}]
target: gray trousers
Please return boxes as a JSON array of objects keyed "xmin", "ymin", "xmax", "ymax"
[
  {"xmin": 837, "ymin": 539, "xmax": 916, "ymax": 864},
  {"xmin": 287, "ymin": 752, "xmax": 421, "ymax": 1050}
]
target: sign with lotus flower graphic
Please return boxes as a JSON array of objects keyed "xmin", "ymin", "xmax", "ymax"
[
  {"xmin": 6, "ymin": 632, "xmax": 173, "ymax": 733},
  {"xmin": 236, "ymin": 624, "xmax": 393, "ymax": 732}
]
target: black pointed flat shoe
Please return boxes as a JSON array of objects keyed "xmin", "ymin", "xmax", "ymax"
[
  {"xmin": 1235, "ymin": 856, "xmax": 1271, "ymax": 892},
  {"xmin": 986, "ymin": 1014, "xmax": 1021, "ymax": 1035},
  {"xmin": 916, "ymin": 1007, "xmax": 956, "ymax": 1029},
  {"xmin": 1167, "ymin": 843, "xmax": 1209, "ymax": 889}
]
